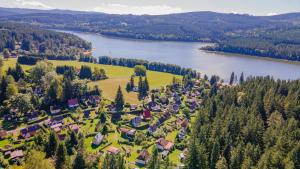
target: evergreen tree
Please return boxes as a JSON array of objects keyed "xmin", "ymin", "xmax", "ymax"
[
  {"xmin": 144, "ymin": 76, "xmax": 149, "ymax": 92},
  {"xmin": 72, "ymin": 152, "xmax": 85, "ymax": 169},
  {"xmin": 126, "ymin": 82, "xmax": 131, "ymax": 92},
  {"xmin": 79, "ymin": 65, "xmax": 92, "ymax": 79},
  {"xmin": 148, "ymin": 146, "xmax": 161, "ymax": 169},
  {"xmin": 239, "ymin": 72, "xmax": 244, "ymax": 84},
  {"xmin": 55, "ymin": 143, "xmax": 67, "ymax": 169},
  {"xmin": 229, "ymin": 72, "xmax": 235, "ymax": 85},
  {"xmin": 114, "ymin": 86, "xmax": 124, "ymax": 111},
  {"xmin": 130, "ymin": 75, "xmax": 135, "ymax": 89},
  {"xmin": 45, "ymin": 132, "xmax": 59, "ymax": 158}
]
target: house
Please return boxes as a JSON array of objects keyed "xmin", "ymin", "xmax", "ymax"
[
  {"xmin": 69, "ymin": 124, "xmax": 80, "ymax": 133},
  {"xmin": 119, "ymin": 128, "xmax": 136, "ymax": 140},
  {"xmin": 68, "ymin": 98, "xmax": 79, "ymax": 108},
  {"xmin": 50, "ymin": 123, "xmax": 63, "ymax": 133},
  {"xmin": 20, "ymin": 125, "xmax": 40, "ymax": 139},
  {"xmin": 84, "ymin": 110, "xmax": 91, "ymax": 118},
  {"xmin": 142, "ymin": 110, "xmax": 151, "ymax": 120},
  {"xmin": 50, "ymin": 116, "xmax": 64, "ymax": 125},
  {"xmin": 178, "ymin": 129, "xmax": 187, "ymax": 140},
  {"xmin": 107, "ymin": 104, "xmax": 117, "ymax": 112},
  {"xmin": 111, "ymin": 112, "xmax": 121, "ymax": 122},
  {"xmin": 107, "ymin": 146, "xmax": 120, "ymax": 155},
  {"xmin": 131, "ymin": 116, "xmax": 142, "ymax": 127},
  {"xmin": 156, "ymin": 138, "xmax": 174, "ymax": 151},
  {"xmin": 10, "ymin": 150, "xmax": 24, "ymax": 160},
  {"xmin": 149, "ymin": 102, "xmax": 161, "ymax": 112},
  {"xmin": 136, "ymin": 150, "xmax": 150, "ymax": 165},
  {"xmin": 171, "ymin": 104, "xmax": 180, "ymax": 113},
  {"xmin": 27, "ymin": 111, "xmax": 40, "ymax": 121},
  {"xmin": 177, "ymin": 118, "xmax": 189, "ymax": 129},
  {"xmin": 130, "ymin": 104, "xmax": 138, "ymax": 111},
  {"xmin": 89, "ymin": 95, "xmax": 101, "ymax": 105},
  {"xmin": 50, "ymin": 106, "xmax": 61, "ymax": 114},
  {"xmin": 148, "ymin": 124, "xmax": 157, "ymax": 134},
  {"xmin": 92, "ymin": 133, "xmax": 103, "ymax": 146},
  {"xmin": 58, "ymin": 134, "xmax": 66, "ymax": 141},
  {"xmin": 0, "ymin": 130, "xmax": 7, "ymax": 139}
]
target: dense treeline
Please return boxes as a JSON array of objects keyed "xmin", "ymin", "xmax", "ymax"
[
  {"xmin": 98, "ymin": 56, "xmax": 199, "ymax": 77},
  {"xmin": 203, "ymin": 29, "xmax": 300, "ymax": 61},
  {"xmin": 0, "ymin": 22, "xmax": 91, "ymax": 57},
  {"xmin": 185, "ymin": 77, "xmax": 300, "ymax": 169}
]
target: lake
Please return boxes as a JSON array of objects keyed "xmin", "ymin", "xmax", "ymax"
[{"xmin": 63, "ymin": 31, "xmax": 300, "ymax": 81}]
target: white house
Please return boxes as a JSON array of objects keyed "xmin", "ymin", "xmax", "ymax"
[{"xmin": 92, "ymin": 133, "xmax": 103, "ymax": 146}]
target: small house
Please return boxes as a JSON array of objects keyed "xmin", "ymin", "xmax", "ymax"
[
  {"xmin": 10, "ymin": 150, "xmax": 24, "ymax": 160},
  {"xmin": 68, "ymin": 98, "xmax": 79, "ymax": 108},
  {"xmin": 177, "ymin": 118, "xmax": 189, "ymax": 129},
  {"xmin": 136, "ymin": 150, "xmax": 150, "ymax": 165},
  {"xmin": 92, "ymin": 133, "xmax": 103, "ymax": 146},
  {"xmin": 111, "ymin": 112, "xmax": 121, "ymax": 122},
  {"xmin": 156, "ymin": 138, "xmax": 174, "ymax": 151},
  {"xmin": 50, "ymin": 106, "xmax": 61, "ymax": 114},
  {"xmin": 69, "ymin": 124, "xmax": 80, "ymax": 133},
  {"xmin": 178, "ymin": 129, "xmax": 187, "ymax": 140},
  {"xmin": 107, "ymin": 146, "xmax": 120, "ymax": 155},
  {"xmin": 131, "ymin": 116, "xmax": 142, "ymax": 127},
  {"xmin": 50, "ymin": 123, "xmax": 63, "ymax": 133},
  {"xmin": 130, "ymin": 104, "xmax": 138, "ymax": 111},
  {"xmin": 148, "ymin": 124, "xmax": 157, "ymax": 134},
  {"xmin": 27, "ymin": 111, "xmax": 40, "ymax": 121},
  {"xmin": 0, "ymin": 130, "xmax": 7, "ymax": 139},
  {"xmin": 149, "ymin": 102, "xmax": 161, "ymax": 112},
  {"xmin": 20, "ymin": 125, "xmax": 40, "ymax": 139},
  {"xmin": 89, "ymin": 95, "xmax": 101, "ymax": 105},
  {"xmin": 119, "ymin": 128, "xmax": 136, "ymax": 140},
  {"xmin": 143, "ymin": 110, "xmax": 151, "ymax": 120},
  {"xmin": 84, "ymin": 110, "xmax": 91, "ymax": 118}
]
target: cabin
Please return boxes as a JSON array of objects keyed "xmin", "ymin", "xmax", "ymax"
[
  {"xmin": 111, "ymin": 112, "xmax": 121, "ymax": 122},
  {"xmin": 131, "ymin": 116, "xmax": 142, "ymax": 127},
  {"xmin": 51, "ymin": 123, "xmax": 63, "ymax": 133},
  {"xmin": 149, "ymin": 102, "xmax": 161, "ymax": 112},
  {"xmin": 0, "ymin": 130, "xmax": 7, "ymax": 139},
  {"xmin": 107, "ymin": 146, "xmax": 120, "ymax": 155},
  {"xmin": 142, "ymin": 110, "xmax": 151, "ymax": 120},
  {"xmin": 168, "ymin": 104, "xmax": 180, "ymax": 113},
  {"xmin": 20, "ymin": 125, "xmax": 40, "ymax": 139},
  {"xmin": 176, "ymin": 118, "xmax": 189, "ymax": 129},
  {"xmin": 10, "ymin": 150, "xmax": 24, "ymax": 160},
  {"xmin": 119, "ymin": 128, "xmax": 136, "ymax": 140},
  {"xmin": 107, "ymin": 104, "xmax": 117, "ymax": 112},
  {"xmin": 84, "ymin": 110, "xmax": 91, "ymax": 118},
  {"xmin": 156, "ymin": 138, "xmax": 174, "ymax": 152},
  {"xmin": 88, "ymin": 95, "xmax": 101, "ymax": 105},
  {"xmin": 69, "ymin": 124, "xmax": 80, "ymax": 133},
  {"xmin": 68, "ymin": 98, "xmax": 79, "ymax": 108},
  {"xmin": 148, "ymin": 124, "xmax": 157, "ymax": 134},
  {"xmin": 136, "ymin": 150, "xmax": 150, "ymax": 165},
  {"xmin": 50, "ymin": 106, "xmax": 61, "ymax": 114},
  {"xmin": 49, "ymin": 116, "xmax": 64, "ymax": 126},
  {"xmin": 92, "ymin": 133, "xmax": 103, "ymax": 146},
  {"xmin": 130, "ymin": 104, "xmax": 138, "ymax": 111},
  {"xmin": 27, "ymin": 111, "xmax": 40, "ymax": 121}
]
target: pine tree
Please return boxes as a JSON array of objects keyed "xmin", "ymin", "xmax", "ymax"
[
  {"xmin": 45, "ymin": 132, "xmax": 58, "ymax": 158},
  {"xmin": 210, "ymin": 138, "xmax": 220, "ymax": 169},
  {"xmin": 115, "ymin": 86, "xmax": 124, "ymax": 111},
  {"xmin": 126, "ymin": 82, "xmax": 131, "ymax": 92},
  {"xmin": 229, "ymin": 72, "xmax": 235, "ymax": 85},
  {"xmin": 148, "ymin": 146, "xmax": 161, "ymax": 169},
  {"xmin": 130, "ymin": 75, "xmax": 135, "ymax": 89},
  {"xmin": 55, "ymin": 143, "xmax": 67, "ymax": 169},
  {"xmin": 144, "ymin": 76, "xmax": 149, "ymax": 92},
  {"xmin": 72, "ymin": 152, "xmax": 85, "ymax": 169},
  {"xmin": 138, "ymin": 76, "xmax": 144, "ymax": 99},
  {"xmin": 239, "ymin": 72, "xmax": 244, "ymax": 85}
]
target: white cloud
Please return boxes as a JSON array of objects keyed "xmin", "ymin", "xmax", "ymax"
[
  {"xmin": 267, "ymin": 13, "xmax": 278, "ymax": 16},
  {"xmin": 2, "ymin": 0, "xmax": 53, "ymax": 9},
  {"xmin": 90, "ymin": 3, "xmax": 185, "ymax": 15}
]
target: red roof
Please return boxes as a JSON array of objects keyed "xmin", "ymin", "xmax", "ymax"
[
  {"xmin": 10, "ymin": 150, "xmax": 24, "ymax": 159},
  {"xmin": 107, "ymin": 146, "xmax": 120, "ymax": 154},
  {"xmin": 143, "ymin": 110, "xmax": 151, "ymax": 119},
  {"xmin": 156, "ymin": 138, "xmax": 174, "ymax": 150},
  {"xmin": 68, "ymin": 98, "xmax": 79, "ymax": 106}
]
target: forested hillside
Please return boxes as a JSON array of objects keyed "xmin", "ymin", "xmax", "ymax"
[
  {"xmin": 1, "ymin": 8, "xmax": 300, "ymax": 61},
  {"xmin": 0, "ymin": 22, "xmax": 91, "ymax": 58},
  {"xmin": 184, "ymin": 77, "xmax": 300, "ymax": 169}
]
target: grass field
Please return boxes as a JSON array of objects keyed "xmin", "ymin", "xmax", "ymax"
[{"xmin": 2, "ymin": 59, "xmax": 182, "ymax": 104}]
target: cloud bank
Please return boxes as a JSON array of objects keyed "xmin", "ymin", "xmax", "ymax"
[{"xmin": 2, "ymin": 0, "xmax": 52, "ymax": 9}]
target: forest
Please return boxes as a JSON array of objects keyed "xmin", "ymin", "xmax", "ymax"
[
  {"xmin": 1, "ymin": 8, "xmax": 300, "ymax": 61},
  {"xmin": 0, "ymin": 22, "xmax": 91, "ymax": 58}
]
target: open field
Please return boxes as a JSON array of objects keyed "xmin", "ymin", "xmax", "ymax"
[{"xmin": 2, "ymin": 59, "xmax": 181, "ymax": 104}]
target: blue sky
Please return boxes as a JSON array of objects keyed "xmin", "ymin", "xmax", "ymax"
[{"xmin": 1, "ymin": 0, "xmax": 300, "ymax": 15}]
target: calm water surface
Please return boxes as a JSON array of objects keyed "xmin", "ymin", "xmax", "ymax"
[{"xmin": 64, "ymin": 31, "xmax": 300, "ymax": 81}]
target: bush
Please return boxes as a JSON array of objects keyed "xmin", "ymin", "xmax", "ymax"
[{"xmin": 134, "ymin": 65, "xmax": 147, "ymax": 76}]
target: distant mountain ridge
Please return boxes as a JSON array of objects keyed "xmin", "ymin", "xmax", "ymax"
[{"xmin": 1, "ymin": 7, "xmax": 300, "ymax": 61}]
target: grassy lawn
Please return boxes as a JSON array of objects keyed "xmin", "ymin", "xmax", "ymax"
[{"xmin": 2, "ymin": 59, "xmax": 182, "ymax": 104}]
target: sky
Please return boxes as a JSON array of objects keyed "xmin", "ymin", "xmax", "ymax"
[{"xmin": 0, "ymin": 0, "xmax": 300, "ymax": 16}]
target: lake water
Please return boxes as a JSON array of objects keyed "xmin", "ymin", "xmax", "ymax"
[{"xmin": 64, "ymin": 31, "xmax": 300, "ymax": 81}]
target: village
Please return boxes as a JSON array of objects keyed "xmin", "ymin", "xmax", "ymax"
[{"xmin": 0, "ymin": 66, "xmax": 208, "ymax": 168}]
